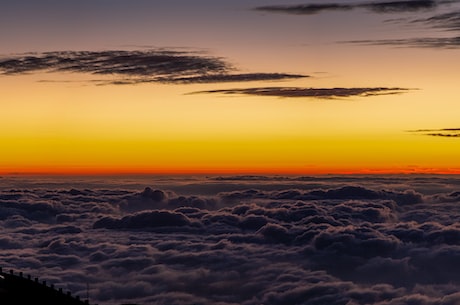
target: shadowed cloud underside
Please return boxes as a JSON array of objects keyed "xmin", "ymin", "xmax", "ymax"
[
  {"xmin": 255, "ymin": 0, "xmax": 442, "ymax": 15},
  {"xmin": 0, "ymin": 50, "xmax": 307, "ymax": 84},
  {"xmin": 343, "ymin": 9, "xmax": 460, "ymax": 48},
  {"xmin": 194, "ymin": 87, "xmax": 411, "ymax": 99},
  {"xmin": 344, "ymin": 36, "xmax": 460, "ymax": 48},
  {"xmin": 408, "ymin": 128, "xmax": 460, "ymax": 137},
  {"xmin": 412, "ymin": 10, "xmax": 460, "ymax": 31}
]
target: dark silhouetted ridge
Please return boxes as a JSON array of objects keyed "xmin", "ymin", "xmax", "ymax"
[{"xmin": 0, "ymin": 267, "xmax": 91, "ymax": 305}]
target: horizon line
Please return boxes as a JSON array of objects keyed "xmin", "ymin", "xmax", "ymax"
[{"xmin": 1, "ymin": 168, "xmax": 460, "ymax": 176}]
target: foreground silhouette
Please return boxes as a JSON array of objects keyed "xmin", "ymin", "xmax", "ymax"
[{"xmin": 0, "ymin": 268, "xmax": 90, "ymax": 305}]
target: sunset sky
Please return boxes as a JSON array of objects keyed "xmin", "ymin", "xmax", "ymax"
[{"xmin": 1, "ymin": 0, "xmax": 460, "ymax": 174}]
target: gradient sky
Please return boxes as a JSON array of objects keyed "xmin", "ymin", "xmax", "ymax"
[{"xmin": 1, "ymin": 0, "xmax": 460, "ymax": 174}]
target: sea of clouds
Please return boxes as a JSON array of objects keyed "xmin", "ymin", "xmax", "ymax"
[{"xmin": 2, "ymin": 174, "xmax": 460, "ymax": 305}]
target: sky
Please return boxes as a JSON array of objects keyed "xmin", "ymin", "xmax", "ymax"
[{"xmin": 1, "ymin": 0, "xmax": 460, "ymax": 174}]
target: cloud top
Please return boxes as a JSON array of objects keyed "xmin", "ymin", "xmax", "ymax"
[{"xmin": 3, "ymin": 175, "xmax": 460, "ymax": 305}]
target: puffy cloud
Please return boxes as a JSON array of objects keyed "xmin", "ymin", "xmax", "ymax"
[
  {"xmin": 313, "ymin": 225, "xmax": 401, "ymax": 258},
  {"xmin": 193, "ymin": 87, "xmax": 411, "ymax": 99},
  {"xmin": 219, "ymin": 185, "xmax": 423, "ymax": 205},
  {"xmin": 0, "ymin": 196, "xmax": 60, "ymax": 223},
  {"xmin": 118, "ymin": 187, "xmax": 219, "ymax": 212},
  {"xmin": 93, "ymin": 210, "xmax": 195, "ymax": 229},
  {"xmin": 257, "ymin": 223, "xmax": 292, "ymax": 243},
  {"xmin": 117, "ymin": 187, "xmax": 169, "ymax": 212},
  {"xmin": 168, "ymin": 195, "xmax": 218, "ymax": 210}
]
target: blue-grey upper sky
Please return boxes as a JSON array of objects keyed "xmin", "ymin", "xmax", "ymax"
[{"xmin": 3, "ymin": 0, "xmax": 455, "ymax": 52}]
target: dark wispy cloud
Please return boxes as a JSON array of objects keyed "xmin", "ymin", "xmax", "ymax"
[
  {"xmin": 343, "ymin": 7, "xmax": 460, "ymax": 48},
  {"xmin": 111, "ymin": 73, "xmax": 308, "ymax": 85},
  {"xmin": 255, "ymin": 3, "xmax": 354, "ymax": 15},
  {"xmin": 255, "ymin": 0, "xmax": 441, "ymax": 15},
  {"xmin": 193, "ymin": 86, "xmax": 411, "ymax": 99},
  {"xmin": 0, "ymin": 50, "xmax": 228, "ymax": 76},
  {"xmin": 408, "ymin": 128, "xmax": 460, "ymax": 137},
  {"xmin": 344, "ymin": 36, "xmax": 460, "ymax": 48},
  {"xmin": 366, "ymin": 0, "xmax": 440, "ymax": 12},
  {"xmin": 257, "ymin": 1, "xmax": 460, "ymax": 50},
  {"xmin": 161, "ymin": 72, "xmax": 307, "ymax": 84},
  {"xmin": 411, "ymin": 10, "xmax": 460, "ymax": 31},
  {"xmin": 0, "ymin": 50, "xmax": 307, "ymax": 84}
]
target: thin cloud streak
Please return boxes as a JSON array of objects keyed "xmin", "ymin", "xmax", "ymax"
[
  {"xmin": 366, "ymin": 0, "xmax": 439, "ymax": 12},
  {"xmin": 344, "ymin": 36, "xmax": 460, "ymax": 48},
  {"xmin": 257, "ymin": 1, "xmax": 460, "ymax": 50},
  {"xmin": 193, "ymin": 87, "xmax": 411, "ymax": 99},
  {"xmin": 412, "ymin": 10, "xmax": 460, "ymax": 31},
  {"xmin": 255, "ymin": 0, "xmax": 441, "ymax": 15},
  {"xmin": 344, "ymin": 8, "xmax": 460, "ymax": 49},
  {"xmin": 408, "ymin": 128, "xmax": 460, "ymax": 137},
  {"xmin": 161, "ymin": 73, "xmax": 308, "ymax": 84},
  {"xmin": 106, "ymin": 73, "xmax": 308, "ymax": 86},
  {"xmin": 255, "ymin": 3, "xmax": 353, "ymax": 15},
  {"xmin": 0, "ymin": 50, "xmax": 308, "ymax": 84}
]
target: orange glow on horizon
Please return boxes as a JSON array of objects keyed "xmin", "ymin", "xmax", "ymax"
[
  {"xmin": 2, "ymin": 36, "xmax": 460, "ymax": 176},
  {"xmin": 2, "ymin": 165, "xmax": 460, "ymax": 176}
]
